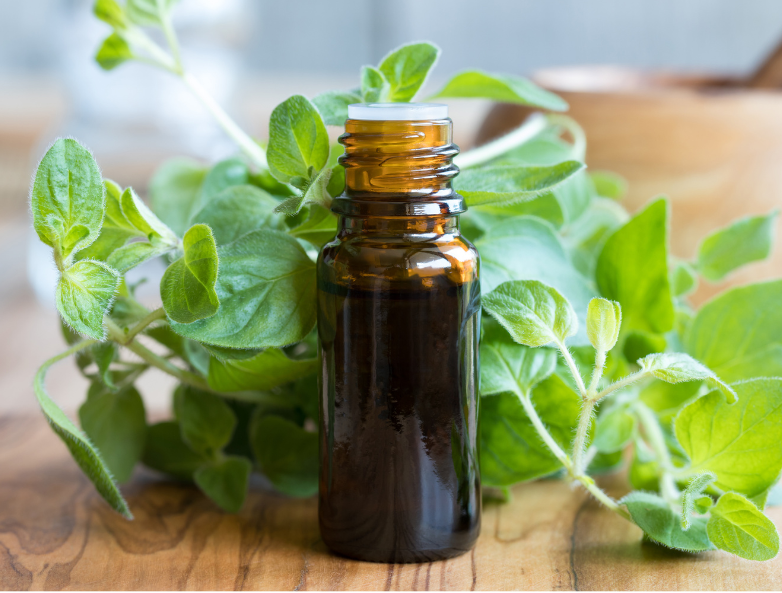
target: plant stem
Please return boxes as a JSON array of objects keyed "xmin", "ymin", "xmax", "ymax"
[
  {"xmin": 556, "ymin": 340, "xmax": 587, "ymax": 398},
  {"xmin": 105, "ymin": 318, "xmax": 211, "ymax": 391},
  {"xmin": 575, "ymin": 475, "xmax": 631, "ymax": 520},
  {"xmin": 591, "ymin": 369, "xmax": 648, "ymax": 403},
  {"xmin": 180, "ymin": 73, "xmax": 268, "ymax": 169},
  {"xmin": 116, "ymin": 307, "xmax": 167, "ymax": 345},
  {"xmin": 572, "ymin": 398, "xmax": 595, "ymax": 476},
  {"xmin": 453, "ymin": 113, "xmax": 547, "ymax": 169},
  {"xmin": 518, "ymin": 392, "xmax": 571, "ymax": 468},
  {"xmin": 587, "ymin": 349, "xmax": 606, "ymax": 397},
  {"xmin": 634, "ymin": 401, "xmax": 680, "ymax": 505}
]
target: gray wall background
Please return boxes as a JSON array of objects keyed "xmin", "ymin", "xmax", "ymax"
[{"xmin": 3, "ymin": 0, "xmax": 782, "ymax": 80}]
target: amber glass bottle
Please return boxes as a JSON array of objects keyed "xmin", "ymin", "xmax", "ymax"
[{"xmin": 316, "ymin": 103, "xmax": 481, "ymax": 563}]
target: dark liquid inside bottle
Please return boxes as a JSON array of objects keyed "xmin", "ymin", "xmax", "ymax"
[{"xmin": 317, "ymin": 270, "xmax": 481, "ymax": 563}]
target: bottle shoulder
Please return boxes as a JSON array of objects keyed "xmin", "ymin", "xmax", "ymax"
[{"xmin": 318, "ymin": 232, "xmax": 479, "ymax": 286}]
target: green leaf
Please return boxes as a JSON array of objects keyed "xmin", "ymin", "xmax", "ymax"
[
  {"xmin": 143, "ymin": 421, "xmax": 205, "ymax": 481},
  {"xmin": 274, "ymin": 167, "xmax": 332, "ymax": 216},
  {"xmin": 475, "ymin": 217, "xmax": 595, "ymax": 344},
  {"xmin": 190, "ymin": 185, "xmax": 284, "ymax": 246},
  {"xmin": 590, "ymin": 170, "xmax": 627, "ymax": 200},
  {"xmin": 170, "ymin": 230, "xmax": 317, "ymax": 349},
  {"xmin": 639, "ymin": 352, "xmax": 736, "ymax": 403},
  {"xmin": 378, "ymin": 42, "xmax": 440, "ymax": 102},
  {"xmin": 250, "ymin": 414, "xmax": 318, "ymax": 497},
  {"xmin": 77, "ymin": 180, "xmax": 140, "ymax": 262},
  {"xmin": 596, "ymin": 198, "xmax": 674, "ymax": 334},
  {"xmin": 480, "ymin": 374, "xmax": 580, "ymax": 486},
  {"xmin": 193, "ymin": 456, "xmax": 251, "ymax": 513},
  {"xmin": 160, "ymin": 224, "xmax": 220, "ymax": 324},
  {"xmin": 288, "ymin": 204, "xmax": 337, "ymax": 248},
  {"xmin": 480, "ymin": 322, "xmax": 557, "ymax": 397},
  {"xmin": 680, "ymin": 472, "xmax": 716, "ymax": 530},
  {"xmin": 149, "ymin": 157, "xmax": 208, "ymax": 237},
  {"xmin": 361, "ymin": 66, "xmax": 390, "ymax": 102},
  {"xmin": 57, "ymin": 260, "xmax": 120, "ymax": 340},
  {"xmin": 697, "ymin": 210, "xmax": 778, "ymax": 282},
  {"xmin": 119, "ymin": 186, "xmax": 177, "ymax": 243},
  {"xmin": 91, "ymin": 341, "xmax": 117, "ymax": 389},
  {"xmin": 267, "ymin": 95, "xmax": 329, "ymax": 185},
  {"xmin": 178, "ymin": 387, "xmax": 236, "ymax": 458},
  {"xmin": 312, "ymin": 90, "xmax": 362, "ymax": 126},
  {"xmin": 621, "ymin": 491, "xmax": 713, "ymax": 552},
  {"xmin": 31, "ymin": 138, "xmax": 105, "ymax": 262},
  {"xmin": 593, "ymin": 406, "xmax": 635, "ymax": 453},
  {"xmin": 623, "ymin": 330, "xmax": 667, "ymax": 362},
  {"xmin": 125, "ymin": 0, "xmax": 178, "ymax": 26},
  {"xmin": 95, "ymin": 33, "xmax": 134, "ymax": 70},
  {"xmin": 587, "ymin": 298, "xmax": 621, "ymax": 353},
  {"xmin": 35, "ymin": 348, "xmax": 131, "ymax": 518},
  {"xmin": 431, "ymin": 70, "xmax": 568, "ymax": 111},
  {"xmin": 685, "ymin": 280, "xmax": 782, "ymax": 382},
  {"xmin": 672, "ymin": 261, "xmax": 698, "ymax": 297},
  {"xmin": 639, "ymin": 380, "xmax": 700, "ymax": 425},
  {"xmin": 455, "ymin": 162, "xmax": 584, "ymax": 208},
  {"xmin": 79, "ymin": 383, "xmax": 146, "ymax": 483},
  {"xmin": 200, "ymin": 158, "xmax": 250, "ymax": 202},
  {"xmin": 675, "ymin": 378, "xmax": 782, "ymax": 498},
  {"xmin": 93, "ymin": 0, "xmax": 127, "ymax": 29},
  {"xmin": 483, "ymin": 280, "xmax": 577, "ymax": 347},
  {"xmin": 208, "ymin": 348, "xmax": 317, "ymax": 392},
  {"xmin": 708, "ymin": 492, "xmax": 779, "ymax": 561}
]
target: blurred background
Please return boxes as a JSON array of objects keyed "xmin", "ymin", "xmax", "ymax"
[{"xmin": 2, "ymin": 0, "xmax": 782, "ymax": 414}]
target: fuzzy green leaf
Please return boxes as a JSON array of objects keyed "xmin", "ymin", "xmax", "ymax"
[
  {"xmin": 31, "ymin": 138, "xmax": 105, "ymax": 262},
  {"xmin": 161, "ymin": 224, "xmax": 220, "ymax": 324},
  {"xmin": 480, "ymin": 374, "xmax": 580, "ymax": 486},
  {"xmin": 697, "ymin": 211, "xmax": 778, "ymax": 282},
  {"xmin": 672, "ymin": 261, "xmax": 698, "ymax": 297},
  {"xmin": 639, "ymin": 352, "xmax": 736, "ymax": 403},
  {"xmin": 79, "ymin": 383, "xmax": 146, "ymax": 483},
  {"xmin": 596, "ymin": 198, "xmax": 674, "ymax": 335},
  {"xmin": 267, "ymin": 95, "xmax": 329, "ymax": 185},
  {"xmin": 431, "ymin": 70, "xmax": 568, "ymax": 111},
  {"xmin": 288, "ymin": 204, "xmax": 338, "ymax": 248},
  {"xmin": 475, "ymin": 217, "xmax": 595, "ymax": 344},
  {"xmin": 77, "ymin": 180, "xmax": 139, "ymax": 262},
  {"xmin": 93, "ymin": 0, "xmax": 127, "ymax": 29},
  {"xmin": 680, "ymin": 472, "xmax": 716, "ymax": 530},
  {"xmin": 200, "ymin": 158, "xmax": 250, "ymax": 202},
  {"xmin": 194, "ymin": 456, "xmax": 251, "ymax": 513},
  {"xmin": 483, "ymin": 280, "xmax": 577, "ymax": 347},
  {"xmin": 57, "ymin": 260, "xmax": 120, "ymax": 340},
  {"xmin": 590, "ymin": 170, "xmax": 627, "ymax": 200},
  {"xmin": 35, "ymin": 349, "xmax": 131, "ymax": 518},
  {"xmin": 378, "ymin": 42, "xmax": 440, "ymax": 102},
  {"xmin": 149, "ymin": 157, "xmax": 208, "ymax": 237},
  {"xmin": 275, "ymin": 167, "xmax": 332, "ymax": 216},
  {"xmin": 178, "ymin": 387, "xmax": 236, "ymax": 458},
  {"xmin": 95, "ymin": 33, "xmax": 134, "ymax": 70},
  {"xmin": 708, "ymin": 492, "xmax": 779, "ymax": 561},
  {"xmin": 675, "ymin": 378, "xmax": 782, "ymax": 498},
  {"xmin": 685, "ymin": 280, "xmax": 782, "ymax": 382},
  {"xmin": 250, "ymin": 414, "xmax": 318, "ymax": 497},
  {"xmin": 480, "ymin": 322, "xmax": 557, "ymax": 397},
  {"xmin": 191, "ymin": 185, "xmax": 284, "ymax": 246},
  {"xmin": 312, "ymin": 90, "xmax": 362, "ymax": 126},
  {"xmin": 361, "ymin": 66, "xmax": 390, "ymax": 102},
  {"xmin": 208, "ymin": 348, "xmax": 317, "ymax": 392},
  {"xmin": 455, "ymin": 162, "xmax": 584, "ymax": 208},
  {"xmin": 169, "ymin": 230, "xmax": 317, "ymax": 349},
  {"xmin": 621, "ymin": 491, "xmax": 713, "ymax": 552},
  {"xmin": 587, "ymin": 298, "xmax": 621, "ymax": 353},
  {"xmin": 143, "ymin": 421, "xmax": 205, "ymax": 481}
]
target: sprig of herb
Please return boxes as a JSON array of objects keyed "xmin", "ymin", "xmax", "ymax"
[{"xmin": 27, "ymin": 0, "xmax": 781, "ymax": 560}]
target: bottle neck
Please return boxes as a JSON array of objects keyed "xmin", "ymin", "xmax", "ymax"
[
  {"xmin": 337, "ymin": 215, "xmax": 459, "ymax": 238},
  {"xmin": 333, "ymin": 118, "xmax": 464, "ymax": 218}
]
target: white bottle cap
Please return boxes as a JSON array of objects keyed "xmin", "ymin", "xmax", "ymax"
[{"xmin": 347, "ymin": 102, "xmax": 449, "ymax": 121}]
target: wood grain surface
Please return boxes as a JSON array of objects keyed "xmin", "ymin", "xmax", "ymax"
[{"xmin": 1, "ymin": 413, "xmax": 781, "ymax": 591}]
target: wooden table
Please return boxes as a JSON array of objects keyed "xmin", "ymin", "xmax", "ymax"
[{"xmin": 1, "ymin": 414, "xmax": 781, "ymax": 591}]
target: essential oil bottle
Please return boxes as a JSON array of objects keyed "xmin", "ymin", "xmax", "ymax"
[{"xmin": 316, "ymin": 103, "xmax": 481, "ymax": 563}]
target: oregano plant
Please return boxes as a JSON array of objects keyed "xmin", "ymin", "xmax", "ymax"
[{"xmin": 27, "ymin": 0, "xmax": 781, "ymax": 561}]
